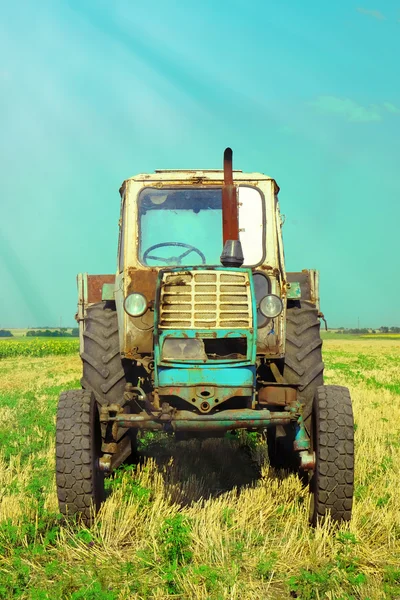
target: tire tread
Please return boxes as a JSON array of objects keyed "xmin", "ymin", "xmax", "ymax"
[
  {"xmin": 56, "ymin": 389, "xmax": 104, "ymax": 524},
  {"xmin": 81, "ymin": 302, "xmax": 128, "ymax": 405},
  {"xmin": 312, "ymin": 385, "xmax": 354, "ymax": 524},
  {"xmin": 284, "ymin": 301, "xmax": 324, "ymax": 404}
]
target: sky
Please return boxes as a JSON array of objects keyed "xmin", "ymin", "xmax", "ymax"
[{"xmin": 0, "ymin": 0, "xmax": 399, "ymax": 329}]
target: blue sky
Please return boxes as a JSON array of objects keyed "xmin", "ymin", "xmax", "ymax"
[{"xmin": 0, "ymin": 0, "xmax": 399, "ymax": 328}]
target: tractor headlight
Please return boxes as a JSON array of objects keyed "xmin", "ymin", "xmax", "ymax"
[
  {"xmin": 124, "ymin": 293, "xmax": 148, "ymax": 317},
  {"xmin": 259, "ymin": 294, "xmax": 283, "ymax": 318}
]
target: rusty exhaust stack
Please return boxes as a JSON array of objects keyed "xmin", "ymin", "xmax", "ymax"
[{"xmin": 220, "ymin": 147, "xmax": 244, "ymax": 267}]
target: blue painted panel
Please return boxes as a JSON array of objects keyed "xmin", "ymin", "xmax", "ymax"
[
  {"xmin": 158, "ymin": 366, "xmax": 255, "ymax": 387},
  {"xmin": 153, "ymin": 266, "xmax": 259, "ymax": 384},
  {"xmin": 158, "ymin": 328, "xmax": 253, "ymax": 366}
]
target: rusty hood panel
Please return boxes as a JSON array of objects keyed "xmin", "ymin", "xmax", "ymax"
[{"xmin": 87, "ymin": 274, "xmax": 115, "ymax": 304}]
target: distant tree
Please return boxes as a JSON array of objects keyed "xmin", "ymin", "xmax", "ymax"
[
  {"xmin": 390, "ymin": 326, "xmax": 400, "ymax": 333},
  {"xmin": 380, "ymin": 326, "xmax": 389, "ymax": 333},
  {"xmin": 0, "ymin": 329, "xmax": 13, "ymax": 337},
  {"xmin": 71, "ymin": 328, "xmax": 79, "ymax": 337},
  {"xmin": 347, "ymin": 328, "xmax": 369, "ymax": 335},
  {"xmin": 27, "ymin": 329, "xmax": 66, "ymax": 337},
  {"xmin": 52, "ymin": 328, "xmax": 71, "ymax": 337}
]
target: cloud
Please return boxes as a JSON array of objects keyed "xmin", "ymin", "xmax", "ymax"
[
  {"xmin": 383, "ymin": 102, "xmax": 400, "ymax": 114},
  {"xmin": 310, "ymin": 96, "xmax": 382, "ymax": 122},
  {"xmin": 356, "ymin": 7, "xmax": 386, "ymax": 20}
]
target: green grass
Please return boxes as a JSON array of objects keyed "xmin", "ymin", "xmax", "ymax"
[
  {"xmin": 321, "ymin": 332, "xmax": 362, "ymax": 340},
  {"xmin": 324, "ymin": 349, "xmax": 400, "ymax": 396},
  {"xmin": 321, "ymin": 331, "xmax": 400, "ymax": 341},
  {"xmin": 0, "ymin": 338, "xmax": 79, "ymax": 359}
]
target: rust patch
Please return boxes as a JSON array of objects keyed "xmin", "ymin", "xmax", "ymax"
[
  {"xmin": 114, "ymin": 408, "xmax": 294, "ymax": 432},
  {"xmin": 222, "ymin": 148, "xmax": 239, "ymax": 242},
  {"xmin": 87, "ymin": 274, "xmax": 115, "ymax": 304},
  {"xmin": 258, "ymin": 386, "xmax": 297, "ymax": 406},
  {"xmin": 102, "ymin": 442, "xmax": 118, "ymax": 454},
  {"xmin": 127, "ymin": 267, "xmax": 158, "ymax": 300},
  {"xmin": 259, "ymin": 264, "xmax": 280, "ymax": 277},
  {"xmin": 270, "ymin": 362, "xmax": 285, "ymax": 383}
]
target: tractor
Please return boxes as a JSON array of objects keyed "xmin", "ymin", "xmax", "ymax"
[{"xmin": 56, "ymin": 148, "xmax": 354, "ymax": 525}]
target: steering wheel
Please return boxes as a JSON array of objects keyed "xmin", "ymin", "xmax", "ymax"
[{"xmin": 143, "ymin": 242, "xmax": 206, "ymax": 265}]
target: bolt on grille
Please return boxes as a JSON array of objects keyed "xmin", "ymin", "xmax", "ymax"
[{"xmin": 159, "ymin": 270, "xmax": 252, "ymax": 329}]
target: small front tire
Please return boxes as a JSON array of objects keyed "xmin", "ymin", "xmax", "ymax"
[
  {"xmin": 309, "ymin": 385, "xmax": 354, "ymax": 525},
  {"xmin": 56, "ymin": 389, "xmax": 105, "ymax": 525}
]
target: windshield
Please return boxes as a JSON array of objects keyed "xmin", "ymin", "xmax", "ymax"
[{"xmin": 138, "ymin": 186, "xmax": 264, "ymax": 267}]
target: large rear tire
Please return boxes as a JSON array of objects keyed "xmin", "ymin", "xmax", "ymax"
[
  {"xmin": 267, "ymin": 301, "xmax": 324, "ymax": 470},
  {"xmin": 309, "ymin": 385, "xmax": 354, "ymax": 525},
  {"xmin": 80, "ymin": 302, "xmax": 138, "ymax": 461},
  {"xmin": 283, "ymin": 301, "xmax": 324, "ymax": 407},
  {"xmin": 81, "ymin": 302, "xmax": 128, "ymax": 406},
  {"xmin": 56, "ymin": 389, "xmax": 105, "ymax": 525}
]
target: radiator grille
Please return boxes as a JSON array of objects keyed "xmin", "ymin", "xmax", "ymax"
[{"xmin": 159, "ymin": 270, "xmax": 252, "ymax": 329}]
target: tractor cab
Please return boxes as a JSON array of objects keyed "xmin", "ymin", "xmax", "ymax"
[{"xmin": 114, "ymin": 149, "xmax": 285, "ymax": 415}]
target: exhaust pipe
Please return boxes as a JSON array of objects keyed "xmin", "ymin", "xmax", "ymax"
[{"xmin": 220, "ymin": 148, "xmax": 244, "ymax": 267}]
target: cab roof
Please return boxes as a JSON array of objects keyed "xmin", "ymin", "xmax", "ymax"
[{"xmin": 123, "ymin": 169, "xmax": 276, "ymax": 184}]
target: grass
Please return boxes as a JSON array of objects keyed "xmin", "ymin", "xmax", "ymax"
[
  {"xmin": 321, "ymin": 332, "xmax": 400, "ymax": 341},
  {"xmin": 0, "ymin": 338, "xmax": 79, "ymax": 358},
  {"xmin": 0, "ymin": 341, "xmax": 399, "ymax": 598}
]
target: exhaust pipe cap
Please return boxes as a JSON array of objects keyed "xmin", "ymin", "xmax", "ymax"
[{"xmin": 220, "ymin": 240, "xmax": 244, "ymax": 267}]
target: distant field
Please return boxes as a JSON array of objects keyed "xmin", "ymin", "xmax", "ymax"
[
  {"xmin": 0, "ymin": 338, "xmax": 399, "ymax": 598},
  {"xmin": 321, "ymin": 331, "xmax": 400, "ymax": 341},
  {"xmin": 5, "ymin": 329, "xmax": 75, "ymax": 338},
  {"xmin": 361, "ymin": 334, "xmax": 400, "ymax": 339},
  {"xmin": 0, "ymin": 337, "xmax": 79, "ymax": 358},
  {"xmin": 4, "ymin": 329, "xmax": 399, "ymax": 341}
]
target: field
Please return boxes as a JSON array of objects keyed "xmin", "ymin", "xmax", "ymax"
[
  {"xmin": 0, "ymin": 338, "xmax": 399, "ymax": 599},
  {"xmin": 0, "ymin": 338, "xmax": 79, "ymax": 358}
]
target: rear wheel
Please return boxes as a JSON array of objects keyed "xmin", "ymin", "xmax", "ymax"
[
  {"xmin": 268, "ymin": 301, "xmax": 324, "ymax": 469},
  {"xmin": 80, "ymin": 302, "xmax": 138, "ymax": 461},
  {"xmin": 283, "ymin": 301, "xmax": 324, "ymax": 407},
  {"xmin": 81, "ymin": 302, "xmax": 129, "ymax": 406},
  {"xmin": 56, "ymin": 389, "xmax": 105, "ymax": 525},
  {"xmin": 309, "ymin": 385, "xmax": 354, "ymax": 525}
]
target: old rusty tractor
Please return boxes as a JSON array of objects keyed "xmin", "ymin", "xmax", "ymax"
[{"xmin": 56, "ymin": 148, "xmax": 354, "ymax": 525}]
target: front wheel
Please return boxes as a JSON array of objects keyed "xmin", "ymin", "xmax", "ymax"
[
  {"xmin": 56, "ymin": 389, "xmax": 105, "ymax": 525},
  {"xmin": 309, "ymin": 385, "xmax": 354, "ymax": 525}
]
